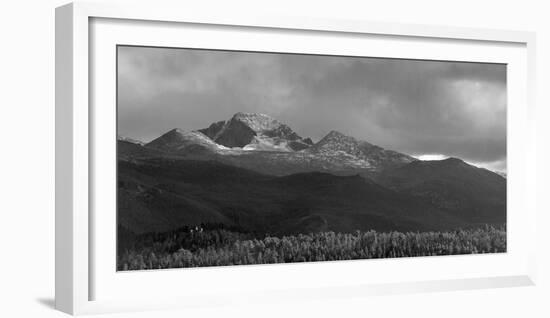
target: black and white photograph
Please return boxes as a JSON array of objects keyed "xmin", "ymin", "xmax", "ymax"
[{"xmin": 116, "ymin": 45, "xmax": 507, "ymax": 271}]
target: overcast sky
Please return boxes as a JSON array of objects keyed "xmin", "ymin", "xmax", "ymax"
[{"xmin": 118, "ymin": 46, "xmax": 507, "ymax": 172}]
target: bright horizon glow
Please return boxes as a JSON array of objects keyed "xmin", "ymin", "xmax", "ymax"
[
  {"xmin": 415, "ymin": 154, "xmax": 449, "ymax": 161},
  {"xmin": 415, "ymin": 153, "xmax": 506, "ymax": 174}
]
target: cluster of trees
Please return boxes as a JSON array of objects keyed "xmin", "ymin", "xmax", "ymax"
[
  {"xmin": 117, "ymin": 225, "xmax": 506, "ymax": 270},
  {"xmin": 117, "ymin": 223, "xmax": 263, "ymax": 255}
]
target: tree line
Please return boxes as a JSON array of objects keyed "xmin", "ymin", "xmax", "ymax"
[{"xmin": 117, "ymin": 225, "xmax": 506, "ymax": 270}]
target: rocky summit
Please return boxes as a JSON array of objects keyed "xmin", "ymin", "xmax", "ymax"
[
  {"xmin": 198, "ymin": 112, "xmax": 313, "ymax": 151},
  {"xmin": 141, "ymin": 112, "xmax": 419, "ymax": 175}
]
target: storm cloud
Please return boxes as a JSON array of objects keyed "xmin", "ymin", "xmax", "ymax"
[{"xmin": 118, "ymin": 46, "xmax": 506, "ymax": 172}]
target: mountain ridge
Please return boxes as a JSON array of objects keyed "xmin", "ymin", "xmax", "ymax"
[
  {"xmin": 146, "ymin": 129, "xmax": 227, "ymax": 154},
  {"xmin": 142, "ymin": 112, "xmax": 416, "ymax": 174},
  {"xmin": 197, "ymin": 112, "xmax": 313, "ymax": 152},
  {"xmin": 118, "ymin": 157, "xmax": 470, "ymax": 234},
  {"xmin": 117, "ymin": 112, "xmax": 506, "ymax": 236}
]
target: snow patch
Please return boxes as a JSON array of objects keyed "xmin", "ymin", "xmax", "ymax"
[{"xmin": 232, "ymin": 112, "xmax": 282, "ymax": 132}]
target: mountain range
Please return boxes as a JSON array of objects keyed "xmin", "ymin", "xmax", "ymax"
[
  {"xmin": 140, "ymin": 112, "xmax": 416, "ymax": 175},
  {"xmin": 117, "ymin": 112, "xmax": 506, "ymax": 235}
]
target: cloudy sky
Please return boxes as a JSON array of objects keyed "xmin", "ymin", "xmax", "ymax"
[{"xmin": 118, "ymin": 46, "xmax": 507, "ymax": 172}]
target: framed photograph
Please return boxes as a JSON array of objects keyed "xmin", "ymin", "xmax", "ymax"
[{"xmin": 56, "ymin": 2, "xmax": 537, "ymax": 315}]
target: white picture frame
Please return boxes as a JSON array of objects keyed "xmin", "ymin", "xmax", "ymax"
[{"xmin": 55, "ymin": 1, "xmax": 537, "ymax": 315}]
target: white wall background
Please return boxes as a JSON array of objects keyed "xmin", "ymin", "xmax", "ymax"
[{"xmin": 0, "ymin": 0, "xmax": 548, "ymax": 317}]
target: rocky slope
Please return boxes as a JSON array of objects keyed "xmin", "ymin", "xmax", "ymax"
[
  {"xmin": 142, "ymin": 112, "xmax": 415, "ymax": 175},
  {"xmin": 305, "ymin": 130, "xmax": 416, "ymax": 171},
  {"xmin": 198, "ymin": 112, "xmax": 313, "ymax": 151},
  {"xmin": 146, "ymin": 129, "xmax": 228, "ymax": 154}
]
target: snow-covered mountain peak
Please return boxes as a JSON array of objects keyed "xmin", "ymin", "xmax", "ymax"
[
  {"xmin": 306, "ymin": 130, "xmax": 416, "ymax": 169},
  {"xmin": 198, "ymin": 112, "xmax": 312, "ymax": 151},
  {"xmin": 325, "ymin": 130, "xmax": 347, "ymax": 139},
  {"xmin": 146, "ymin": 129, "xmax": 226, "ymax": 153},
  {"xmin": 117, "ymin": 135, "xmax": 146, "ymax": 146},
  {"xmin": 144, "ymin": 113, "xmax": 414, "ymax": 172},
  {"xmin": 231, "ymin": 112, "xmax": 282, "ymax": 132},
  {"xmin": 315, "ymin": 131, "xmax": 377, "ymax": 151},
  {"xmin": 319, "ymin": 130, "xmax": 355, "ymax": 144},
  {"xmin": 313, "ymin": 130, "xmax": 360, "ymax": 152}
]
